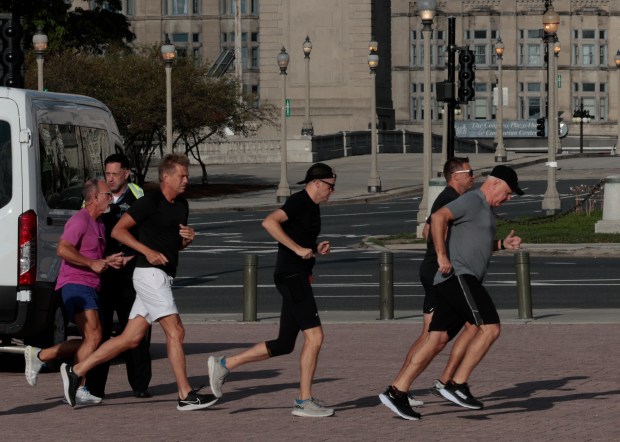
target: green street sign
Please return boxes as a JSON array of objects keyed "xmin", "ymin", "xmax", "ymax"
[
  {"xmin": 557, "ymin": 74, "xmax": 562, "ymax": 88},
  {"xmin": 285, "ymin": 99, "xmax": 291, "ymax": 117}
]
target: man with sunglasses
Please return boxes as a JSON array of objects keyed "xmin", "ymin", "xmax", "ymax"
[
  {"xmin": 380, "ymin": 165, "xmax": 523, "ymax": 420},
  {"xmin": 24, "ymin": 178, "xmax": 123, "ymax": 405},
  {"xmin": 391, "ymin": 157, "xmax": 478, "ymax": 409},
  {"xmin": 207, "ymin": 162, "xmax": 336, "ymax": 418}
]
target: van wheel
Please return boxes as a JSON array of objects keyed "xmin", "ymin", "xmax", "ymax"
[{"xmin": 24, "ymin": 296, "xmax": 67, "ymax": 372}]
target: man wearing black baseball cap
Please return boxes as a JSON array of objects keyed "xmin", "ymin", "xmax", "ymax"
[
  {"xmin": 207, "ymin": 162, "xmax": 336, "ymax": 417},
  {"xmin": 380, "ymin": 164, "xmax": 524, "ymax": 419}
]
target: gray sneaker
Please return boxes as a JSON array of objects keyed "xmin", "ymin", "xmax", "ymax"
[
  {"xmin": 24, "ymin": 346, "xmax": 44, "ymax": 386},
  {"xmin": 430, "ymin": 379, "xmax": 446, "ymax": 397},
  {"xmin": 62, "ymin": 386, "xmax": 102, "ymax": 405},
  {"xmin": 208, "ymin": 355, "xmax": 229, "ymax": 398},
  {"xmin": 291, "ymin": 397, "xmax": 335, "ymax": 417},
  {"xmin": 407, "ymin": 392, "xmax": 424, "ymax": 407}
]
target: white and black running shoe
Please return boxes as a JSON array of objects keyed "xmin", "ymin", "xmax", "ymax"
[
  {"xmin": 177, "ymin": 388, "xmax": 218, "ymax": 411},
  {"xmin": 430, "ymin": 379, "xmax": 446, "ymax": 397},
  {"xmin": 379, "ymin": 386, "xmax": 421, "ymax": 420},
  {"xmin": 60, "ymin": 363, "xmax": 82, "ymax": 407},
  {"xmin": 439, "ymin": 381, "xmax": 484, "ymax": 410}
]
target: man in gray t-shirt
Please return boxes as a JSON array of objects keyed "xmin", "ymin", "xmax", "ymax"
[{"xmin": 379, "ymin": 166, "xmax": 524, "ymax": 420}]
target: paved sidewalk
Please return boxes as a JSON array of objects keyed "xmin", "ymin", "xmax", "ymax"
[{"xmin": 4, "ymin": 321, "xmax": 619, "ymax": 441}]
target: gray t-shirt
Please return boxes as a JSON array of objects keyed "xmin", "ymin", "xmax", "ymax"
[{"xmin": 434, "ymin": 189, "xmax": 496, "ymax": 284}]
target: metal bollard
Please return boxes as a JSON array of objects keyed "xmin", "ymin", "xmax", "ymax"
[
  {"xmin": 379, "ymin": 251, "xmax": 394, "ymax": 320},
  {"xmin": 514, "ymin": 251, "xmax": 533, "ymax": 319},
  {"xmin": 243, "ymin": 254, "xmax": 258, "ymax": 322}
]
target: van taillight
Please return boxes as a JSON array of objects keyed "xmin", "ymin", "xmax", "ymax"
[{"xmin": 18, "ymin": 210, "xmax": 37, "ymax": 286}]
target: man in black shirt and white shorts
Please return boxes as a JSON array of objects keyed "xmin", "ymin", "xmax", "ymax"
[
  {"xmin": 59, "ymin": 154, "xmax": 218, "ymax": 411},
  {"xmin": 208, "ymin": 163, "xmax": 336, "ymax": 418}
]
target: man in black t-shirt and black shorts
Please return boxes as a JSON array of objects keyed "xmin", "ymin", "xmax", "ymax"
[
  {"xmin": 60, "ymin": 154, "xmax": 218, "ymax": 411},
  {"xmin": 208, "ymin": 163, "xmax": 336, "ymax": 418}
]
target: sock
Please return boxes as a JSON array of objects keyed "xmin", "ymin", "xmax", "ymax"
[{"xmin": 220, "ymin": 357, "xmax": 228, "ymax": 369}]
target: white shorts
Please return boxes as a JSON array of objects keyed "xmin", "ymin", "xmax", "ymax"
[{"xmin": 130, "ymin": 267, "xmax": 179, "ymax": 324}]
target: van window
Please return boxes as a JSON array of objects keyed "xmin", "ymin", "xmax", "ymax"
[
  {"xmin": 0, "ymin": 121, "xmax": 10, "ymax": 209},
  {"xmin": 39, "ymin": 124, "xmax": 109, "ymax": 210}
]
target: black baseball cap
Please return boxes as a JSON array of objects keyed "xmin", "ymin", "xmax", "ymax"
[
  {"xmin": 297, "ymin": 162, "xmax": 337, "ymax": 184},
  {"xmin": 490, "ymin": 165, "xmax": 524, "ymax": 195}
]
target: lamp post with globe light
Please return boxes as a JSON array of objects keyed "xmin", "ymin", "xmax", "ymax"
[
  {"xmin": 494, "ymin": 37, "xmax": 506, "ymax": 162},
  {"xmin": 301, "ymin": 36, "xmax": 314, "ymax": 136},
  {"xmin": 161, "ymin": 39, "xmax": 175, "ymax": 155},
  {"xmin": 276, "ymin": 47, "xmax": 290, "ymax": 203},
  {"xmin": 416, "ymin": 0, "xmax": 437, "ymax": 232},
  {"xmin": 367, "ymin": 39, "xmax": 381, "ymax": 193},
  {"xmin": 541, "ymin": 0, "xmax": 561, "ymax": 215},
  {"xmin": 32, "ymin": 27, "xmax": 47, "ymax": 92}
]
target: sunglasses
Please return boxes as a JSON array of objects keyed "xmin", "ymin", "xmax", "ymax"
[
  {"xmin": 453, "ymin": 169, "xmax": 474, "ymax": 177},
  {"xmin": 318, "ymin": 179, "xmax": 336, "ymax": 191}
]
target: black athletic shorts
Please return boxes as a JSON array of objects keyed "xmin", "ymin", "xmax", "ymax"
[
  {"xmin": 274, "ymin": 273, "xmax": 321, "ymax": 330},
  {"xmin": 419, "ymin": 258, "xmax": 439, "ymax": 314},
  {"xmin": 429, "ymin": 274, "xmax": 500, "ymax": 332}
]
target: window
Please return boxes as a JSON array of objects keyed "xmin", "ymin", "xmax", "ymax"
[
  {"xmin": 0, "ymin": 121, "xmax": 11, "ymax": 209},
  {"xmin": 193, "ymin": 0, "xmax": 199, "ymax": 14},
  {"xmin": 572, "ymin": 29, "xmax": 607, "ymax": 66},
  {"xmin": 518, "ymin": 29, "xmax": 543, "ymax": 66},
  {"xmin": 251, "ymin": 47, "xmax": 259, "ymax": 68},
  {"xmin": 39, "ymin": 124, "xmax": 112, "ymax": 210},
  {"xmin": 172, "ymin": 0, "xmax": 188, "ymax": 15},
  {"xmin": 126, "ymin": 0, "xmax": 135, "ymax": 16},
  {"xmin": 172, "ymin": 33, "xmax": 189, "ymax": 43},
  {"xmin": 473, "ymin": 83, "xmax": 488, "ymax": 119},
  {"xmin": 573, "ymin": 82, "xmax": 608, "ymax": 121},
  {"xmin": 410, "ymin": 83, "xmax": 437, "ymax": 122},
  {"xmin": 464, "ymin": 28, "xmax": 498, "ymax": 66},
  {"xmin": 518, "ymin": 82, "xmax": 544, "ymax": 119},
  {"xmin": 410, "ymin": 29, "xmax": 446, "ymax": 68},
  {"xmin": 221, "ymin": 0, "xmax": 259, "ymax": 16}
]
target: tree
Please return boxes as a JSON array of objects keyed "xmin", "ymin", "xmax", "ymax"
[
  {"xmin": 0, "ymin": 0, "xmax": 134, "ymax": 53},
  {"xmin": 24, "ymin": 46, "xmax": 276, "ymax": 185}
]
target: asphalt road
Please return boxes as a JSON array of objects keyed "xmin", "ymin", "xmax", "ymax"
[{"xmin": 176, "ymin": 179, "xmax": 616, "ymax": 314}]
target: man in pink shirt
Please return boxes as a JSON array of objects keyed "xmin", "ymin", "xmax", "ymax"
[{"xmin": 24, "ymin": 178, "xmax": 123, "ymax": 404}]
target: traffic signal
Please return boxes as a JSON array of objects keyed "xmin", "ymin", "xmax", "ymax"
[
  {"xmin": 0, "ymin": 14, "xmax": 24, "ymax": 88},
  {"xmin": 536, "ymin": 117, "xmax": 546, "ymax": 137},
  {"xmin": 458, "ymin": 49, "xmax": 475, "ymax": 103}
]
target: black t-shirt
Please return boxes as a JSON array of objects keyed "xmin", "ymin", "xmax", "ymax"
[
  {"xmin": 423, "ymin": 186, "xmax": 460, "ymax": 261},
  {"xmin": 274, "ymin": 189, "xmax": 321, "ymax": 276},
  {"xmin": 126, "ymin": 190, "xmax": 189, "ymax": 277},
  {"xmin": 101, "ymin": 185, "xmax": 141, "ymax": 256}
]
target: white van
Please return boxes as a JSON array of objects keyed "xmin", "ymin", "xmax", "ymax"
[{"xmin": 0, "ymin": 87, "xmax": 123, "ymax": 350}]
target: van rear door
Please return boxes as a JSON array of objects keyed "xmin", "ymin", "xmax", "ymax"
[{"xmin": 0, "ymin": 98, "xmax": 24, "ymax": 328}]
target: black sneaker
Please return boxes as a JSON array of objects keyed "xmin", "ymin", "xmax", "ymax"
[
  {"xmin": 439, "ymin": 381, "xmax": 484, "ymax": 410},
  {"xmin": 60, "ymin": 363, "xmax": 82, "ymax": 407},
  {"xmin": 379, "ymin": 386, "xmax": 421, "ymax": 420},
  {"xmin": 177, "ymin": 388, "xmax": 219, "ymax": 411}
]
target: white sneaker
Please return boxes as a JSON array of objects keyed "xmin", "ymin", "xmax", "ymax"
[
  {"xmin": 24, "ymin": 346, "xmax": 44, "ymax": 386},
  {"xmin": 430, "ymin": 379, "xmax": 446, "ymax": 397},
  {"xmin": 407, "ymin": 392, "xmax": 424, "ymax": 407},
  {"xmin": 291, "ymin": 397, "xmax": 334, "ymax": 417},
  {"xmin": 63, "ymin": 386, "xmax": 102, "ymax": 405}
]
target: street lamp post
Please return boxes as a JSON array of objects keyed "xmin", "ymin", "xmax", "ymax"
[
  {"xmin": 161, "ymin": 39, "xmax": 175, "ymax": 155},
  {"xmin": 301, "ymin": 36, "xmax": 314, "ymax": 136},
  {"xmin": 494, "ymin": 37, "xmax": 506, "ymax": 162},
  {"xmin": 367, "ymin": 39, "xmax": 381, "ymax": 193},
  {"xmin": 572, "ymin": 99, "xmax": 591, "ymax": 154},
  {"xmin": 615, "ymin": 50, "xmax": 620, "ymax": 152},
  {"xmin": 416, "ymin": 0, "xmax": 436, "ymax": 231},
  {"xmin": 32, "ymin": 27, "xmax": 48, "ymax": 92},
  {"xmin": 276, "ymin": 47, "xmax": 291, "ymax": 203},
  {"xmin": 541, "ymin": 0, "xmax": 561, "ymax": 216}
]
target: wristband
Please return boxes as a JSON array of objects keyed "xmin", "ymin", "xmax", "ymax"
[{"xmin": 500, "ymin": 239, "xmax": 506, "ymax": 250}]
